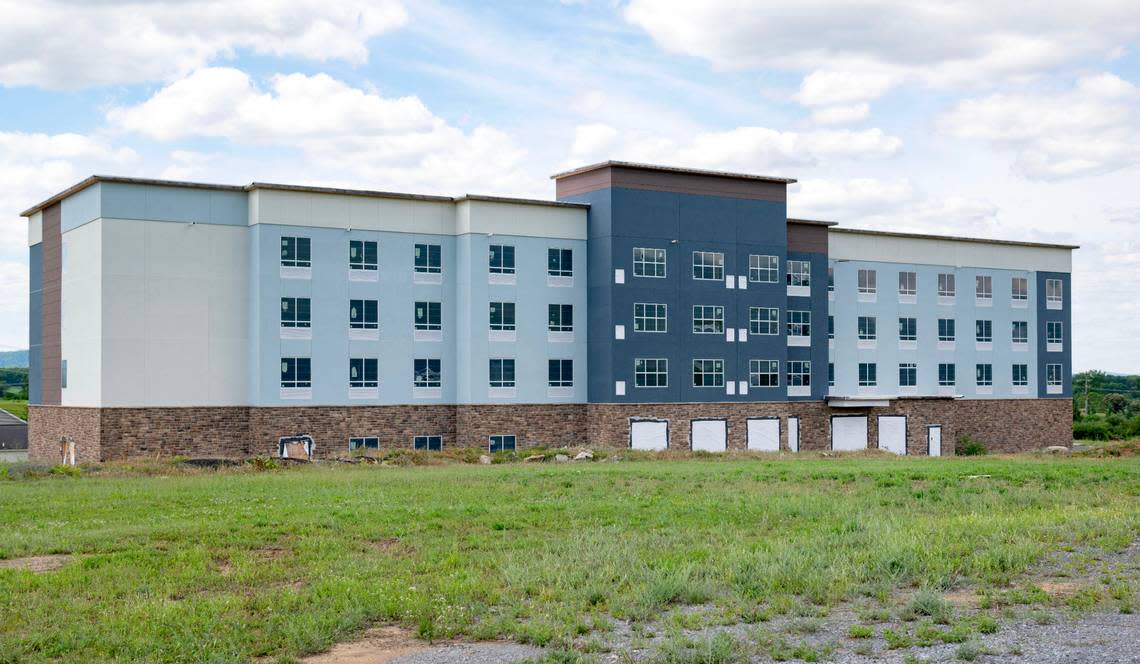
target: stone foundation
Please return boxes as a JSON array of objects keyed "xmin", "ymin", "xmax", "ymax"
[{"xmin": 27, "ymin": 398, "xmax": 1071, "ymax": 463}]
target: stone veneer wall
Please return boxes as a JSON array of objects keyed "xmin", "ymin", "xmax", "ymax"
[{"xmin": 27, "ymin": 398, "xmax": 1070, "ymax": 463}]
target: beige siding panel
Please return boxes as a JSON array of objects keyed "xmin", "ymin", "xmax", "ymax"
[{"xmin": 829, "ymin": 230, "xmax": 1072, "ymax": 273}]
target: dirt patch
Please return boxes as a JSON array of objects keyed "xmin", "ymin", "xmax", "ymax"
[
  {"xmin": 215, "ymin": 558, "xmax": 234, "ymax": 576},
  {"xmin": 0, "ymin": 554, "xmax": 72, "ymax": 572},
  {"xmin": 944, "ymin": 589, "xmax": 982, "ymax": 607},
  {"xmin": 301, "ymin": 626, "xmax": 429, "ymax": 663},
  {"xmin": 255, "ymin": 545, "xmax": 288, "ymax": 561},
  {"xmin": 1038, "ymin": 581, "xmax": 1080, "ymax": 597}
]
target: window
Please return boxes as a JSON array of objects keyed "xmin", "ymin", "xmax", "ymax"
[
  {"xmin": 281, "ymin": 236, "xmax": 311, "ymax": 267},
  {"xmin": 489, "ymin": 359, "xmax": 516, "ymax": 388},
  {"xmin": 1046, "ymin": 279, "xmax": 1063, "ymax": 306},
  {"xmin": 61, "ymin": 359, "xmax": 68, "ymax": 389},
  {"xmin": 692, "ymin": 251, "xmax": 724, "ymax": 280},
  {"xmin": 548, "ymin": 359, "xmax": 573, "ymax": 387},
  {"xmin": 414, "ymin": 301, "xmax": 442, "ymax": 330},
  {"xmin": 828, "ymin": 267, "xmax": 834, "ymax": 293},
  {"xmin": 828, "ymin": 315, "xmax": 834, "ymax": 340},
  {"xmin": 281, "ymin": 297, "xmax": 311, "ymax": 328},
  {"xmin": 975, "ymin": 319, "xmax": 992, "ymax": 343},
  {"xmin": 489, "ymin": 302, "xmax": 516, "ymax": 331},
  {"xmin": 414, "ymin": 243, "xmax": 441, "ymax": 273},
  {"xmin": 898, "ymin": 317, "xmax": 917, "ymax": 341},
  {"xmin": 489, "ymin": 435, "xmax": 516, "ymax": 452},
  {"xmin": 414, "ymin": 435, "xmax": 442, "ymax": 451},
  {"xmin": 633, "ymin": 247, "xmax": 666, "ymax": 278},
  {"xmin": 976, "ymin": 363, "xmax": 993, "ymax": 387},
  {"xmin": 634, "ymin": 303, "xmax": 668, "ymax": 333},
  {"xmin": 634, "ymin": 358, "xmax": 668, "ymax": 388},
  {"xmin": 938, "ymin": 273, "xmax": 955, "ymax": 297},
  {"xmin": 857, "ymin": 316, "xmax": 877, "ymax": 340},
  {"xmin": 1011, "ymin": 277, "xmax": 1028, "ymax": 301},
  {"xmin": 349, "ymin": 358, "xmax": 378, "ymax": 388},
  {"xmin": 749, "ymin": 360, "xmax": 779, "ymax": 388},
  {"xmin": 828, "ymin": 362, "xmax": 835, "ymax": 387},
  {"xmin": 750, "ymin": 307, "xmax": 779, "ymax": 335},
  {"xmin": 787, "ymin": 310, "xmax": 811, "ymax": 337},
  {"xmin": 692, "ymin": 359, "xmax": 724, "ymax": 387},
  {"xmin": 349, "ymin": 240, "xmax": 378, "ymax": 271},
  {"xmin": 1047, "ymin": 321, "xmax": 1063, "ymax": 346},
  {"xmin": 1047, "ymin": 364, "xmax": 1063, "ymax": 387},
  {"xmin": 414, "ymin": 359, "xmax": 441, "ymax": 388},
  {"xmin": 975, "ymin": 275, "xmax": 992, "ymax": 300},
  {"xmin": 488, "ymin": 244, "xmax": 515, "ymax": 274},
  {"xmin": 548, "ymin": 304, "xmax": 573, "ymax": 332},
  {"xmin": 749, "ymin": 254, "xmax": 778, "ymax": 282},
  {"xmin": 1012, "ymin": 364, "xmax": 1029, "ymax": 386},
  {"xmin": 858, "ymin": 363, "xmax": 877, "ymax": 387},
  {"xmin": 899, "ymin": 363, "xmax": 917, "ymax": 387},
  {"xmin": 281, "ymin": 357, "xmax": 311, "ymax": 388},
  {"xmin": 938, "ymin": 318, "xmax": 956, "ymax": 342},
  {"xmin": 349, "ymin": 437, "xmax": 379, "ymax": 451},
  {"xmin": 787, "ymin": 260, "xmax": 811, "ymax": 287},
  {"xmin": 898, "ymin": 271, "xmax": 917, "ymax": 296},
  {"xmin": 857, "ymin": 269, "xmax": 877, "ymax": 294},
  {"xmin": 349, "ymin": 299, "xmax": 378, "ymax": 329},
  {"xmin": 692, "ymin": 305, "xmax": 724, "ymax": 334},
  {"xmin": 548, "ymin": 248, "xmax": 573, "ymax": 277},
  {"xmin": 787, "ymin": 361, "xmax": 811, "ymax": 387},
  {"xmin": 1012, "ymin": 321, "xmax": 1028, "ymax": 344},
  {"xmin": 938, "ymin": 363, "xmax": 956, "ymax": 386}
]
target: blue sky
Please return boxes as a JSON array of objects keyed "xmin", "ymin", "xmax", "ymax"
[{"xmin": 2, "ymin": 0, "xmax": 1140, "ymax": 371}]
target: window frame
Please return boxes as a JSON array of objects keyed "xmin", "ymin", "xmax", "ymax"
[
  {"xmin": 1012, "ymin": 364, "xmax": 1029, "ymax": 386},
  {"xmin": 786, "ymin": 260, "xmax": 811, "ymax": 287},
  {"xmin": 281, "ymin": 236, "xmax": 311, "ymax": 268},
  {"xmin": 749, "ymin": 307, "xmax": 779, "ymax": 336},
  {"xmin": 975, "ymin": 275, "xmax": 992, "ymax": 300},
  {"xmin": 349, "ymin": 299, "xmax": 379, "ymax": 330},
  {"xmin": 349, "ymin": 436, "xmax": 379, "ymax": 451},
  {"xmin": 857, "ymin": 316, "xmax": 877, "ymax": 340},
  {"xmin": 1045, "ymin": 278, "xmax": 1063, "ymax": 305},
  {"xmin": 937, "ymin": 272, "xmax": 955, "ymax": 297},
  {"xmin": 692, "ymin": 304, "xmax": 725, "ymax": 335},
  {"xmin": 749, "ymin": 254, "xmax": 778, "ymax": 283},
  {"xmin": 937, "ymin": 318, "xmax": 956, "ymax": 342},
  {"xmin": 1046, "ymin": 363, "xmax": 1063, "ymax": 386},
  {"xmin": 975, "ymin": 319, "xmax": 993, "ymax": 343},
  {"xmin": 1011, "ymin": 277, "xmax": 1028, "ymax": 301},
  {"xmin": 898, "ymin": 317, "xmax": 917, "ymax": 341},
  {"xmin": 414, "ymin": 435, "xmax": 442, "ymax": 451},
  {"xmin": 938, "ymin": 363, "xmax": 956, "ymax": 386},
  {"xmin": 749, "ymin": 359, "xmax": 779, "ymax": 388},
  {"xmin": 488, "ymin": 244, "xmax": 516, "ymax": 274},
  {"xmin": 1012, "ymin": 321, "xmax": 1029, "ymax": 344},
  {"xmin": 692, "ymin": 358, "xmax": 725, "ymax": 388},
  {"xmin": 548, "ymin": 304, "xmax": 573, "ymax": 332},
  {"xmin": 787, "ymin": 360, "xmax": 811, "ymax": 387},
  {"xmin": 413, "ymin": 243, "xmax": 442, "ymax": 274},
  {"xmin": 280, "ymin": 357, "xmax": 312, "ymax": 388},
  {"xmin": 548, "ymin": 248, "xmax": 573, "ymax": 277},
  {"xmin": 975, "ymin": 363, "xmax": 993, "ymax": 387},
  {"xmin": 634, "ymin": 358, "xmax": 669, "ymax": 388},
  {"xmin": 899, "ymin": 363, "xmax": 917, "ymax": 387},
  {"xmin": 857, "ymin": 268, "xmax": 877, "ymax": 294},
  {"xmin": 787, "ymin": 310, "xmax": 811, "ymax": 338},
  {"xmin": 281, "ymin": 297, "xmax": 311, "ymax": 328},
  {"xmin": 349, "ymin": 240, "xmax": 378, "ymax": 271},
  {"xmin": 634, "ymin": 302, "xmax": 668, "ymax": 333},
  {"xmin": 548, "ymin": 359, "xmax": 573, "ymax": 388},
  {"xmin": 413, "ymin": 358, "xmax": 441, "ymax": 388},
  {"xmin": 489, "ymin": 358, "xmax": 516, "ymax": 388},
  {"xmin": 858, "ymin": 362, "xmax": 877, "ymax": 387},
  {"xmin": 691, "ymin": 251, "xmax": 724, "ymax": 281},
  {"xmin": 1046, "ymin": 321, "xmax": 1064, "ymax": 345},
  {"xmin": 349, "ymin": 357, "xmax": 378, "ymax": 388},
  {"xmin": 489, "ymin": 434, "xmax": 517, "ymax": 453},
  {"xmin": 414, "ymin": 301, "xmax": 442, "ymax": 331},
  {"xmin": 898, "ymin": 271, "xmax": 917, "ymax": 296},
  {"xmin": 489, "ymin": 301, "xmax": 516, "ymax": 331},
  {"xmin": 633, "ymin": 247, "xmax": 666, "ymax": 278}
]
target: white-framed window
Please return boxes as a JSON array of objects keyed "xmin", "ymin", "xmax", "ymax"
[
  {"xmin": 349, "ymin": 358, "xmax": 378, "ymax": 388},
  {"xmin": 787, "ymin": 361, "xmax": 811, "ymax": 387},
  {"xmin": 787, "ymin": 310, "xmax": 811, "ymax": 337},
  {"xmin": 937, "ymin": 272, "xmax": 955, "ymax": 297},
  {"xmin": 899, "ymin": 363, "xmax": 917, "ymax": 387},
  {"xmin": 750, "ymin": 307, "xmax": 779, "ymax": 335},
  {"xmin": 489, "ymin": 435, "xmax": 516, "ymax": 453},
  {"xmin": 828, "ymin": 315, "xmax": 834, "ymax": 339},
  {"xmin": 489, "ymin": 358, "xmax": 515, "ymax": 388},
  {"xmin": 281, "ymin": 297, "xmax": 311, "ymax": 328},
  {"xmin": 281, "ymin": 236, "xmax": 311, "ymax": 268},
  {"xmin": 1012, "ymin": 321, "xmax": 1028, "ymax": 344},
  {"xmin": 548, "ymin": 359, "xmax": 573, "ymax": 387},
  {"xmin": 414, "ymin": 301, "xmax": 442, "ymax": 330},
  {"xmin": 749, "ymin": 359, "xmax": 779, "ymax": 387},
  {"xmin": 349, "ymin": 240, "xmax": 378, "ymax": 271},
  {"xmin": 489, "ymin": 302, "xmax": 516, "ymax": 331},
  {"xmin": 548, "ymin": 304, "xmax": 573, "ymax": 332},
  {"xmin": 692, "ymin": 251, "xmax": 724, "ymax": 280},
  {"xmin": 1046, "ymin": 321, "xmax": 1063, "ymax": 346},
  {"xmin": 975, "ymin": 319, "xmax": 992, "ymax": 343},
  {"xmin": 692, "ymin": 305, "xmax": 724, "ymax": 334},
  {"xmin": 787, "ymin": 260, "xmax": 811, "ymax": 287},
  {"xmin": 692, "ymin": 359, "xmax": 724, "ymax": 387},
  {"xmin": 414, "ymin": 243, "xmax": 441, "ymax": 273},
  {"xmin": 857, "ymin": 269, "xmax": 877, "ymax": 294},
  {"xmin": 938, "ymin": 363, "xmax": 956, "ymax": 386},
  {"xmin": 350, "ymin": 299, "xmax": 378, "ymax": 329},
  {"xmin": 349, "ymin": 437, "xmax": 379, "ymax": 451},
  {"xmin": 1011, "ymin": 277, "xmax": 1028, "ymax": 301},
  {"xmin": 898, "ymin": 271, "xmax": 917, "ymax": 296},
  {"xmin": 1046, "ymin": 279, "xmax": 1063, "ymax": 306},
  {"xmin": 548, "ymin": 248, "xmax": 573, "ymax": 277},
  {"xmin": 976, "ymin": 363, "xmax": 993, "ymax": 387},
  {"xmin": 634, "ymin": 358, "xmax": 668, "ymax": 388},
  {"xmin": 1012, "ymin": 364, "xmax": 1029, "ymax": 386},
  {"xmin": 975, "ymin": 275, "xmax": 992, "ymax": 300},
  {"xmin": 898, "ymin": 317, "xmax": 917, "ymax": 341},
  {"xmin": 1046, "ymin": 363, "xmax": 1063, "ymax": 387},
  {"xmin": 633, "ymin": 247, "xmax": 666, "ymax": 278},
  {"xmin": 857, "ymin": 316, "xmax": 877, "ymax": 340},
  {"xmin": 414, "ymin": 435, "xmax": 442, "ymax": 451},
  {"xmin": 749, "ymin": 254, "xmax": 778, "ymax": 283},
  {"xmin": 489, "ymin": 244, "xmax": 515, "ymax": 274},
  {"xmin": 938, "ymin": 318, "xmax": 955, "ymax": 342},
  {"xmin": 414, "ymin": 358, "xmax": 441, "ymax": 388},
  {"xmin": 634, "ymin": 303, "xmax": 668, "ymax": 332},
  {"xmin": 281, "ymin": 357, "xmax": 311, "ymax": 388},
  {"xmin": 828, "ymin": 362, "xmax": 834, "ymax": 387},
  {"xmin": 858, "ymin": 362, "xmax": 877, "ymax": 387}
]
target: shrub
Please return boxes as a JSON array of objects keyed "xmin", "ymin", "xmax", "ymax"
[
  {"xmin": 957, "ymin": 437, "xmax": 987, "ymax": 456},
  {"xmin": 1073, "ymin": 420, "xmax": 1112, "ymax": 440},
  {"xmin": 49, "ymin": 464, "xmax": 82, "ymax": 477},
  {"xmin": 846, "ymin": 624, "xmax": 873, "ymax": 639}
]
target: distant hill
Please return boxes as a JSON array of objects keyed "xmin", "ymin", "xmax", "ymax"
[{"xmin": 0, "ymin": 350, "xmax": 27, "ymax": 369}]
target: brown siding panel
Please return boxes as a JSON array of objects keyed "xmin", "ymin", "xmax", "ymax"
[
  {"xmin": 556, "ymin": 165, "xmax": 787, "ymax": 201},
  {"xmin": 787, "ymin": 222, "xmax": 829, "ymax": 253},
  {"xmin": 40, "ymin": 203, "xmax": 62, "ymax": 405}
]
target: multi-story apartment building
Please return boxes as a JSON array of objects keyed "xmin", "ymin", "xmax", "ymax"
[{"xmin": 20, "ymin": 162, "xmax": 1074, "ymax": 462}]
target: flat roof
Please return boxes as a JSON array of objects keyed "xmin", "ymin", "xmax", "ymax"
[
  {"xmin": 550, "ymin": 160, "xmax": 797, "ymax": 185},
  {"xmin": 787, "ymin": 217, "xmax": 839, "ymax": 227},
  {"xmin": 830, "ymin": 226, "xmax": 1079, "ymax": 250}
]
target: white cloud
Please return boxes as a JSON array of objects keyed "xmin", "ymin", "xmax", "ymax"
[
  {"xmin": 795, "ymin": 69, "xmax": 897, "ymax": 107},
  {"xmin": 809, "ymin": 104, "xmax": 871, "ymax": 126},
  {"xmin": 938, "ymin": 73, "xmax": 1140, "ymax": 180},
  {"xmin": 0, "ymin": 0, "xmax": 407, "ymax": 88}
]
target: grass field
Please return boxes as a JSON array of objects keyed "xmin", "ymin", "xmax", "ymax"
[
  {"xmin": 0, "ymin": 399, "xmax": 27, "ymax": 420},
  {"xmin": 0, "ymin": 454, "xmax": 1138, "ymax": 662}
]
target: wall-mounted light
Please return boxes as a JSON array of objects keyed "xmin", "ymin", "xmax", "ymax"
[{"xmin": 670, "ymin": 239, "xmax": 678, "ymax": 244}]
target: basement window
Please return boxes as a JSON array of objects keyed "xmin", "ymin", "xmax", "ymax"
[
  {"xmin": 349, "ymin": 437, "xmax": 379, "ymax": 451},
  {"xmin": 414, "ymin": 435, "xmax": 442, "ymax": 451},
  {"xmin": 489, "ymin": 435, "xmax": 516, "ymax": 453}
]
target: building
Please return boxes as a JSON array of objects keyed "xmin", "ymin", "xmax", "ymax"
[{"xmin": 19, "ymin": 162, "xmax": 1074, "ymax": 462}]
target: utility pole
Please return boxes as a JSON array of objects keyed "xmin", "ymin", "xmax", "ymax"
[{"xmin": 1084, "ymin": 375, "xmax": 1090, "ymax": 416}]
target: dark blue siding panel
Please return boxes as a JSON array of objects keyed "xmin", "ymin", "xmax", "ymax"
[{"xmin": 1036, "ymin": 271, "xmax": 1071, "ymax": 398}]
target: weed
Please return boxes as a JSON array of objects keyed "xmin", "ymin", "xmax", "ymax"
[
  {"xmin": 846, "ymin": 624, "xmax": 873, "ymax": 639},
  {"xmin": 972, "ymin": 614, "xmax": 999, "ymax": 634},
  {"xmin": 883, "ymin": 628, "xmax": 913, "ymax": 649},
  {"xmin": 957, "ymin": 437, "xmax": 988, "ymax": 456},
  {"xmin": 956, "ymin": 640, "xmax": 991, "ymax": 661},
  {"xmin": 900, "ymin": 589, "xmax": 954, "ymax": 624}
]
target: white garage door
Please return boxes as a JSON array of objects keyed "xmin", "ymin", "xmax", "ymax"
[
  {"xmin": 691, "ymin": 419, "xmax": 727, "ymax": 452},
  {"xmin": 878, "ymin": 416, "xmax": 907, "ymax": 455},
  {"xmin": 747, "ymin": 418, "xmax": 780, "ymax": 452},
  {"xmin": 630, "ymin": 420, "xmax": 668, "ymax": 450},
  {"xmin": 832, "ymin": 416, "xmax": 868, "ymax": 451}
]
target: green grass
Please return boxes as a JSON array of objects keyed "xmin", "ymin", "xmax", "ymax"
[
  {"xmin": 0, "ymin": 399, "xmax": 27, "ymax": 420},
  {"xmin": 0, "ymin": 455, "xmax": 1137, "ymax": 662}
]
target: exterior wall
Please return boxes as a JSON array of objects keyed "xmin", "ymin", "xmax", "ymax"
[
  {"xmin": 40, "ymin": 204, "xmax": 62, "ymax": 405},
  {"xmin": 59, "ymin": 219, "xmax": 103, "ymax": 406},
  {"xmin": 454, "ymin": 404, "xmax": 587, "ymax": 448},
  {"xmin": 1036, "ymin": 271, "xmax": 1072, "ymax": 398},
  {"xmin": 28, "ymin": 406, "xmax": 101, "ymax": 463}
]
